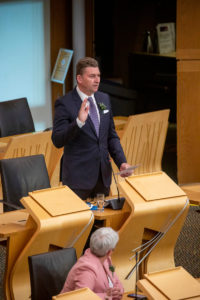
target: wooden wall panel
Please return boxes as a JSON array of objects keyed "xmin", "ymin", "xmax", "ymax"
[
  {"xmin": 177, "ymin": 60, "xmax": 200, "ymax": 183},
  {"xmin": 85, "ymin": 0, "xmax": 95, "ymax": 58},
  {"xmin": 50, "ymin": 0, "xmax": 72, "ymax": 117},
  {"xmin": 177, "ymin": 0, "xmax": 200, "ymax": 59}
]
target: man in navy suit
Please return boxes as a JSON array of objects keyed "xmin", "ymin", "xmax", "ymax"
[{"xmin": 52, "ymin": 57, "xmax": 131, "ymax": 200}]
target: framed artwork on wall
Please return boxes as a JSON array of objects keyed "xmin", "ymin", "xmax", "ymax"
[{"xmin": 51, "ymin": 48, "xmax": 73, "ymax": 84}]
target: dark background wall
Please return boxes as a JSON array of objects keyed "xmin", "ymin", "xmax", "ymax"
[{"xmin": 94, "ymin": 0, "xmax": 176, "ymax": 86}]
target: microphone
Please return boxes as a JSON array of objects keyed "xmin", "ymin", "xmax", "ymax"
[
  {"xmin": 106, "ymin": 160, "xmax": 125, "ymax": 210},
  {"xmin": 112, "ymin": 162, "xmax": 122, "ymax": 201}
]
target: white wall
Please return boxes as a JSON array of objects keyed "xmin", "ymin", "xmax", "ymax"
[{"xmin": 0, "ymin": 0, "xmax": 52, "ymax": 131}]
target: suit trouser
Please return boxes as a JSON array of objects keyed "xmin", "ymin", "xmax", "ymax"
[{"xmin": 71, "ymin": 168, "xmax": 110, "ymax": 200}]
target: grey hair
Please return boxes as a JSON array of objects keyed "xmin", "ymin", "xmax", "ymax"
[{"xmin": 90, "ymin": 227, "xmax": 119, "ymax": 257}]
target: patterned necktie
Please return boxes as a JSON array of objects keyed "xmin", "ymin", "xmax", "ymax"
[{"xmin": 87, "ymin": 97, "xmax": 99, "ymax": 136}]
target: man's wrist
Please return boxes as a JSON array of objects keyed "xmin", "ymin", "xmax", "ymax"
[
  {"xmin": 76, "ymin": 117, "xmax": 85, "ymax": 128},
  {"xmin": 120, "ymin": 162, "xmax": 128, "ymax": 169}
]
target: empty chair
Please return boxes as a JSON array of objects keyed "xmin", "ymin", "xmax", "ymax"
[
  {"xmin": 0, "ymin": 154, "xmax": 50, "ymax": 212},
  {"xmin": 1, "ymin": 130, "xmax": 53, "ymax": 176},
  {"xmin": 110, "ymin": 109, "xmax": 170, "ymax": 195},
  {"xmin": 28, "ymin": 247, "xmax": 77, "ymax": 300},
  {"xmin": 0, "ymin": 98, "xmax": 35, "ymax": 137}
]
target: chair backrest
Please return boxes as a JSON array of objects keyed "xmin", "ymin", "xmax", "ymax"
[
  {"xmin": 3, "ymin": 130, "xmax": 52, "ymax": 171},
  {"xmin": 0, "ymin": 98, "xmax": 35, "ymax": 137},
  {"xmin": 28, "ymin": 248, "xmax": 77, "ymax": 300},
  {"xmin": 0, "ymin": 130, "xmax": 62, "ymax": 191},
  {"xmin": 121, "ymin": 109, "xmax": 169, "ymax": 173},
  {"xmin": 110, "ymin": 109, "xmax": 170, "ymax": 195},
  {"xmin": 0, "ymin": 154, "xmax": 50, "ymax": 212}
]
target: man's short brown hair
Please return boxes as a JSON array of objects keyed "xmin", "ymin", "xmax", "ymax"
[{"xmin": 76, "ymin": 57, "xmax": 99, "ymax": 76}]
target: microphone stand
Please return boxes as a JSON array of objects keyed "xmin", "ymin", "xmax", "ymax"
[
  {"xmin": 112, "ymin": 164, "xmax": 122, "ymax": 202},
  {"xmin": 108, "ymin": 160, "xmax": 125, "ymax": 210},
  {"xmin": 135, "ymin": 251, "xmax": 138, "ymax": 298},
  {"xmin": 131, "ymin": 251, "xmax": 146, "ymax": 299}
]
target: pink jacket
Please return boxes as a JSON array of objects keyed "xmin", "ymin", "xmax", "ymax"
[{"xmin": 61, "ymin": 248, "xmax": 124, "ymax": 299}]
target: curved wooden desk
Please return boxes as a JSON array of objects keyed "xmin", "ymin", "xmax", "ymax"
[
  {"xmin": 1, "ymin": 186, "xmax": 94, "ymax": 300},
  {"xmin": 137, "ymin": 266, "xmax": 200, "ymax": 300},
  {"xmin": 52, "ymin": 288, "xmax": 143, "ymax": 300},
  {"xmin": 111, "ymin": 171, "xmax": 189, "ymax": 292},
  {"xmin": 180, "ymin": 183, "xmax": 200, "ymax": 205},
  {"xmin": 52, "ymin": 287, "xmax": 101, "ymax": 299},
  {"xmin": 93, "ymin": 206, "xmax": 130, "ymax": 230},
  {"xmin": 0, "ymin": 172, "xmax": 191, "ymax": 298}
]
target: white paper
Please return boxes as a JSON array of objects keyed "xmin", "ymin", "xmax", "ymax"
[{"xmin": 115, "ymin": 164, "xmax": 141, "ymax": 176}]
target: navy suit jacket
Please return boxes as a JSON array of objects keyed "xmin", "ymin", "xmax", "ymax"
[{"xmin": 52, "ymin": 88, "xmax": 126, "ymax": 190}]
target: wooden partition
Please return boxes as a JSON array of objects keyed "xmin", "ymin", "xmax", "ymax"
[
  {"xmin": 177, "ymin": 0, "xmax": 200, "ymax": 184},
  {"xmin": 177, "ymin": 61, "xmax": 200, "ymax": 184},
  {"xmin": 176, "ymin": 0, "xmax": 200, "ymax": 204}
]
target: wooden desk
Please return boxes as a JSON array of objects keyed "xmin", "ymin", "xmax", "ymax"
[
  {"xmin": 93, "ymin": 206, "xmax": 130, "ymax": 230},
  {"xmin": 0, "ymin": 209, "xmax": 36, "ymax": 300},
  {"xmin": 53, "ymin": 290, "xmax": 143, "ymax": 300},
  {"xmin": 0, "ymin": 209, "xmax": 29, "ymax": 238},
  {"xmin": 0, "ymin": 205, "xmax": 129, "ymax": 238},
  {"xmin": 1, "ymin": 186, "xmax": 94, "ymax": 300},
  {"xmin": 52, "ymin": 288, "xmax": 101, "ymax": 299},
  {"xmin": 122, "ymin": 291, "xmax": 146, "ymax": 299},
  {"xmin": 180, "ymin": 183, "xmax": 200, "ymax": 205},
  {"xmin": 137, "ymin": 267, "xmax": 200, "ymax": 300}
]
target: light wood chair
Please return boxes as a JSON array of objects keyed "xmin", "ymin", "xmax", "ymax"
[
  {"xmin": 114, "ymin": 116, "xmax": 128, "ymax": 130},
  {"xmin": 2, "ymin": 131, "xmax": 52, "ymax": 168},
  {"xmin": 114, "ymin": 116, "xmax": 128, "ymax": 138},
  {"xmin": 48, "ymin": 144, "xmax": 63, "ymax": 187},
  {"xmin": 0, "ymin": 131, "xmax": 63, "ymax": 188},
  {"xmin": 110, "ymin": 109, "xmax": 170, "ymax": 195}
]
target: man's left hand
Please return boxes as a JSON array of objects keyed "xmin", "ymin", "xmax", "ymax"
[{"xmin": 119, "ymin": 163, "xmax": 133, "ymax": 177}]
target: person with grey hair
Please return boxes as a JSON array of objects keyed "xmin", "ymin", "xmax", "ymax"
[{"xmin": 61, "ymin": 227, "xmax": 124, "ymax": 299}]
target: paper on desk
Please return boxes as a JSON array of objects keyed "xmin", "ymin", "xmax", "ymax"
[{"xmin": 115, "ymin": 164, "xmax": 141, "ymax": 176}]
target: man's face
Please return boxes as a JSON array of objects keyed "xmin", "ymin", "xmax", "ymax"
[{"xmin": 77, "ymin": 67, "xmax": 100, "ymax": 96}]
